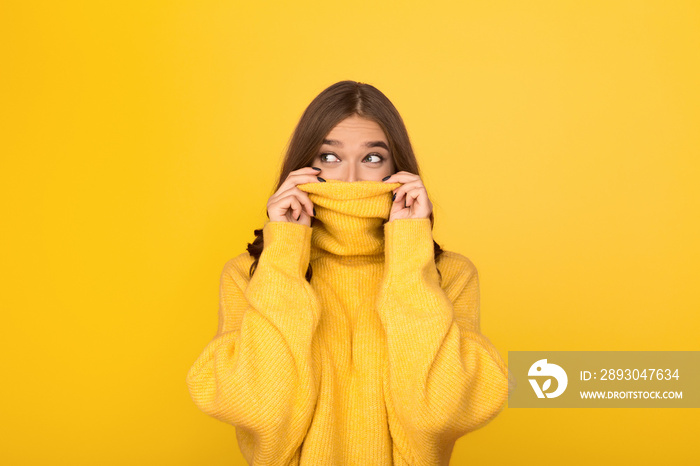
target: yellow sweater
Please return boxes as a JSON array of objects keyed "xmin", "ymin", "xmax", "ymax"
[{"xmin": 186, "ymin": 180, "xmax": 509, "ymax": 465}]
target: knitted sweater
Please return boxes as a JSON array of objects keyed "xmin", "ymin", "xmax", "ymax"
[{"xmin": 186, "ymin": 179, "xmax": 509, "ymax": 465}]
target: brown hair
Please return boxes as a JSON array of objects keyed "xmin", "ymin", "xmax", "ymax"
[{"xmin": 246, "ymin": 80, "xmax": 444, "ymax": 282}]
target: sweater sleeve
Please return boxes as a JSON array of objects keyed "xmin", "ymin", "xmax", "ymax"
[
  {"xmin": 186, "ymin": 221, "xmax": 321, "ymax": 466},
  {"xmin": 377, "ymin": 218, "xmax": 509, "ymax": 465}
]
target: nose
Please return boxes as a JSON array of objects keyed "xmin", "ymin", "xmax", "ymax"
[{"xmin": 344, "ymin": 164, "xmax": 358, "ymax": 182}]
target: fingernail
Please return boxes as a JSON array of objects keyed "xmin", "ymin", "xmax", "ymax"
[
  {"xmin": 392, "ymin": 193, "xmax": 396, "ymax": 201},
  {"xmin": 312, "ymin": 167, "xmax": 322, "ymax": 171},
  {"xmin": 296, "ymin": 213, "xmax": 301, "ymax": 221},
  {"xmin": 317, "ymin": 176, "xmax": 326, "ymax": 182},
  {"xmin": 313, "ymin": 207, "xmax": 316, "ymax": 216},
  {"xmin": 382, "ymin": 175, "xmax": 391, "ymax": 181}
]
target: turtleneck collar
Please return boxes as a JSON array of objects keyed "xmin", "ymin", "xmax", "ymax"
[{"xmin": 296, "ymin": 179, "xmax": 402, "ymax": 258}]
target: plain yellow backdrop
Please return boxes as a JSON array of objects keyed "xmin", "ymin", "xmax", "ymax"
[{"xmin": 2, "ymin": 1, "xmax": 698, "ymax": 464}]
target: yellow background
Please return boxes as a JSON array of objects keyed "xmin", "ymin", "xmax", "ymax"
[{"xmin": 2, "ymin": 1, "xmax": 698, "ymax": 464}]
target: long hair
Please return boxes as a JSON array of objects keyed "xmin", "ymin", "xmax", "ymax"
[{"xmin": 246, "ymin": 80, "xmax": 445, "ymax": 282}]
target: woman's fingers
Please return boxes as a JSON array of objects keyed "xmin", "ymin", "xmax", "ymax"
[
  {"xmin": 277, "ymin": 167, "xmax": 325, "ymax": 194},
  {"xmin": 391, "ymin": 179, "xmax": 422, "ymax": 205},
  {"xmin": 385, "ymin": 172, "xmax": 433, "ymax": 220},
  {"xmin": 266, "ymin": 167, "xmax": 322, "ymax": 224},
  {"xmin": 273, "ymin": 186, "xmax": 315, "ymax": 218},
  {"xmin": 269, "ymin": 167, "xmax": 322, "ymax": 202},
  {"xmin": 382, "ymin": 170, "xmax": 416, "ymax": 185},
  {"xmin": 268, "ymin": 195, "xmax": 302, "ymax": 223},
  {"xmin": 285, "ymin": 194, "xmax": 304, "ymax": 222},
  {"xmin": 267, "ymin": 191, "xmax": 310, "ymax": 224}
]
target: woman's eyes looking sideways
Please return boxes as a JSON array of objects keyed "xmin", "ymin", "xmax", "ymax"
[{"xmin": 319, "ymin": 153, "xmax": 385, "ymax": 164}]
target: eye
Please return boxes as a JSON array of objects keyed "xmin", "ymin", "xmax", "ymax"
[
  {"xmin": 364, "ymin": 153, "xmax": 385, "ymax": 163},
  {"xmin": 319, "ymin": 153, "xmax": 386, "ymax": 164},
  {"xmin": 320, "ymin": 153, "xmax": 340, "ymax": 163}
]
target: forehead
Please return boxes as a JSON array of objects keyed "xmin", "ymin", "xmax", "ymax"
[{"xmin": 325, "ymin": 115, "xmax": 387, "ymax": 141}]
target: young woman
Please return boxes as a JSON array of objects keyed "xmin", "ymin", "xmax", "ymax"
[{"xmin": 186, "ymin": 80, "xmax": 510, "ymax": 465}]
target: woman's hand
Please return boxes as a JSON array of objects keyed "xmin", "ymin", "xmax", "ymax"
[
  {"xmin": 267, "ymin": 167, "xmax": 325, "ymax": 226},
  {"xmin": 382, "ymin": 171, "xmax": 433, "ymax": 221}
]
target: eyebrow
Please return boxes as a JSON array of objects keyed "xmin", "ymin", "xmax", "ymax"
[{"xmin": 322, "ymin": 139, "xmax": 390, "ymax": 151}]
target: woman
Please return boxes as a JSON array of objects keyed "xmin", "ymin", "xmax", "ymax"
[{"xmin": 186, "ymin": 80, "xmax": 510, "ymax": 465}]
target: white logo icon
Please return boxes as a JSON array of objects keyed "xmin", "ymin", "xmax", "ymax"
[{"xmin": 528, "ymin": 359, "xmax": 568, "ymax": 398}]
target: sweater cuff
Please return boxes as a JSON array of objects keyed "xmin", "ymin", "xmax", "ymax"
[
  {"xmin": 383, "ymin": 218, "xmax": 435, "ymax": 278},
  {"xmin": 260, "ymin": 221, "xmax": 312, "ymax": 278}
]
